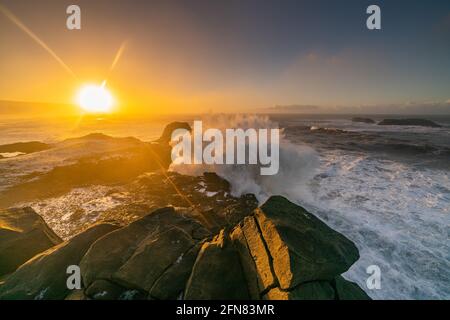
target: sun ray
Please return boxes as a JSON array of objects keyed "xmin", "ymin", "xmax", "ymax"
[
  {"xmin": 102, "ymin": 41, "xmax": 127, "ymax": 87},
  {"xmin": 109, "ymin": 41, "xmax": 127, "ymax": 74},
  {"xmin": 0, "ymin": 4, "xmax": 77, "ymax": 79}
]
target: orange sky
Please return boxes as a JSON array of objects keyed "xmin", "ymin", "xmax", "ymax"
[
  {"xmin": 0, "ymin": 1, "xmax": 253, "ymax": 114},
  {"xmin": 1, "ymin": 0, "xmax": 449, "ymax": 115}
]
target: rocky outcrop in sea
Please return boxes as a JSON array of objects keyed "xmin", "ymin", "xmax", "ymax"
[
  {"xmin": 378, "ymin": 118, "xmax": 441, "ymax": 128},
  {"xmin": 351, "ymin": 117, "xmax": 375, "ymax": 124}
]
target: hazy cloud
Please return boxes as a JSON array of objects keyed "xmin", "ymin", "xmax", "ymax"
[{"xmin": 259, "ymin": 100, "xmax": 450, "ymax": 115}]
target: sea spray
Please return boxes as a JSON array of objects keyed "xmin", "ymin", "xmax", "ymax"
[{"xmin": 169, "ymin": 114, "xmax": 319, "ymax": 202}]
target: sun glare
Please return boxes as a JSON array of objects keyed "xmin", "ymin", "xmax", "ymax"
[{"xmin": 77, "ymin": 84, "xmax": 114, "ymax": 113}]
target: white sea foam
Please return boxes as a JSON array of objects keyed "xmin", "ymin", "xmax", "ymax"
[
  {"xmin": 303, "ymin": 150, "xmax": 450, "ymax": 299},
  {"xmin": 0, "ymin": 152, "xmax": 25, "ymax": 158},
  {"xmin": 30, "ymin": 186, "xmax": 124, "ymax": 239}
]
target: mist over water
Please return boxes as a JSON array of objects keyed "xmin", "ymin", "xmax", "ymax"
[{"xmin": 0, "ymin": 115, "xmax": 169, "ymax": 145}]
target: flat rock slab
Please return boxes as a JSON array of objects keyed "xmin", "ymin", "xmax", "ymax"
[
  {"xmin": 255, "ymin": 196, "xmax": 359, "ymax": 289},
  {"xmin": 240, "ymin": 216, "xmax": 277, "ymax": 292},
  {"xmin": 184, "ymin": 230, "xmax": 250, "ymax": 300},
  {"xmin": 0, "ymin": 223, "xmax": 117, "ymax": 300},
  {"xmin": 80, "ymin": 207, "xmax": 210, "ymax": 292},
  {"xmin": 113, "ymin": 227, "xmax": 196, "ymax": 292},
  {"xmin": 149, "ymin": 241, "xmax": 203, "ymax": 300},
  {"xmin": 0, "ymin": 207, "xmax": 62, "ymax": 276}
]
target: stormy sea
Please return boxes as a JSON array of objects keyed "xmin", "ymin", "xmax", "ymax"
[{"xmin": 0, "ymin": 114, "xmax": 449, "ymax": 300}]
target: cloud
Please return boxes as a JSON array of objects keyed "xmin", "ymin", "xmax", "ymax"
[
  {"xmin": 267, "ymin": 105, "xmax": 320, "ymax": 112},
  {"xmin": 258, "ymin": 100, "xmax": 450, "ymax": 115}
]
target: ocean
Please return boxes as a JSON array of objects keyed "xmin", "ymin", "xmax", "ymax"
[
  {"xmin": 0, "ymin": 113, "xmax": 449, "ymax": 299},
  {"xmin": 274, "ymin": 114, "xmax": 450, "ymax": 300}
]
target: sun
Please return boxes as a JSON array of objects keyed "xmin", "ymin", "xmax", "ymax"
[{"xmin": 76, "ymin": 83, "xmax": 114, "ymax": 113}]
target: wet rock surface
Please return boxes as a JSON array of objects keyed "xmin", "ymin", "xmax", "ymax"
[
  {"xmin": 0, "ymin": 197, "xmax": 370, "ymax": 300},
  {"xmin": 0, "ymin": 223, "xmax": 117, "ymax": 299}
]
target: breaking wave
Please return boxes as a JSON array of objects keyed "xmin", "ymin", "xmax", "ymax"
[{"xmin": 169, "ymin": 114, "xmax": 319, "ymax": 202}]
